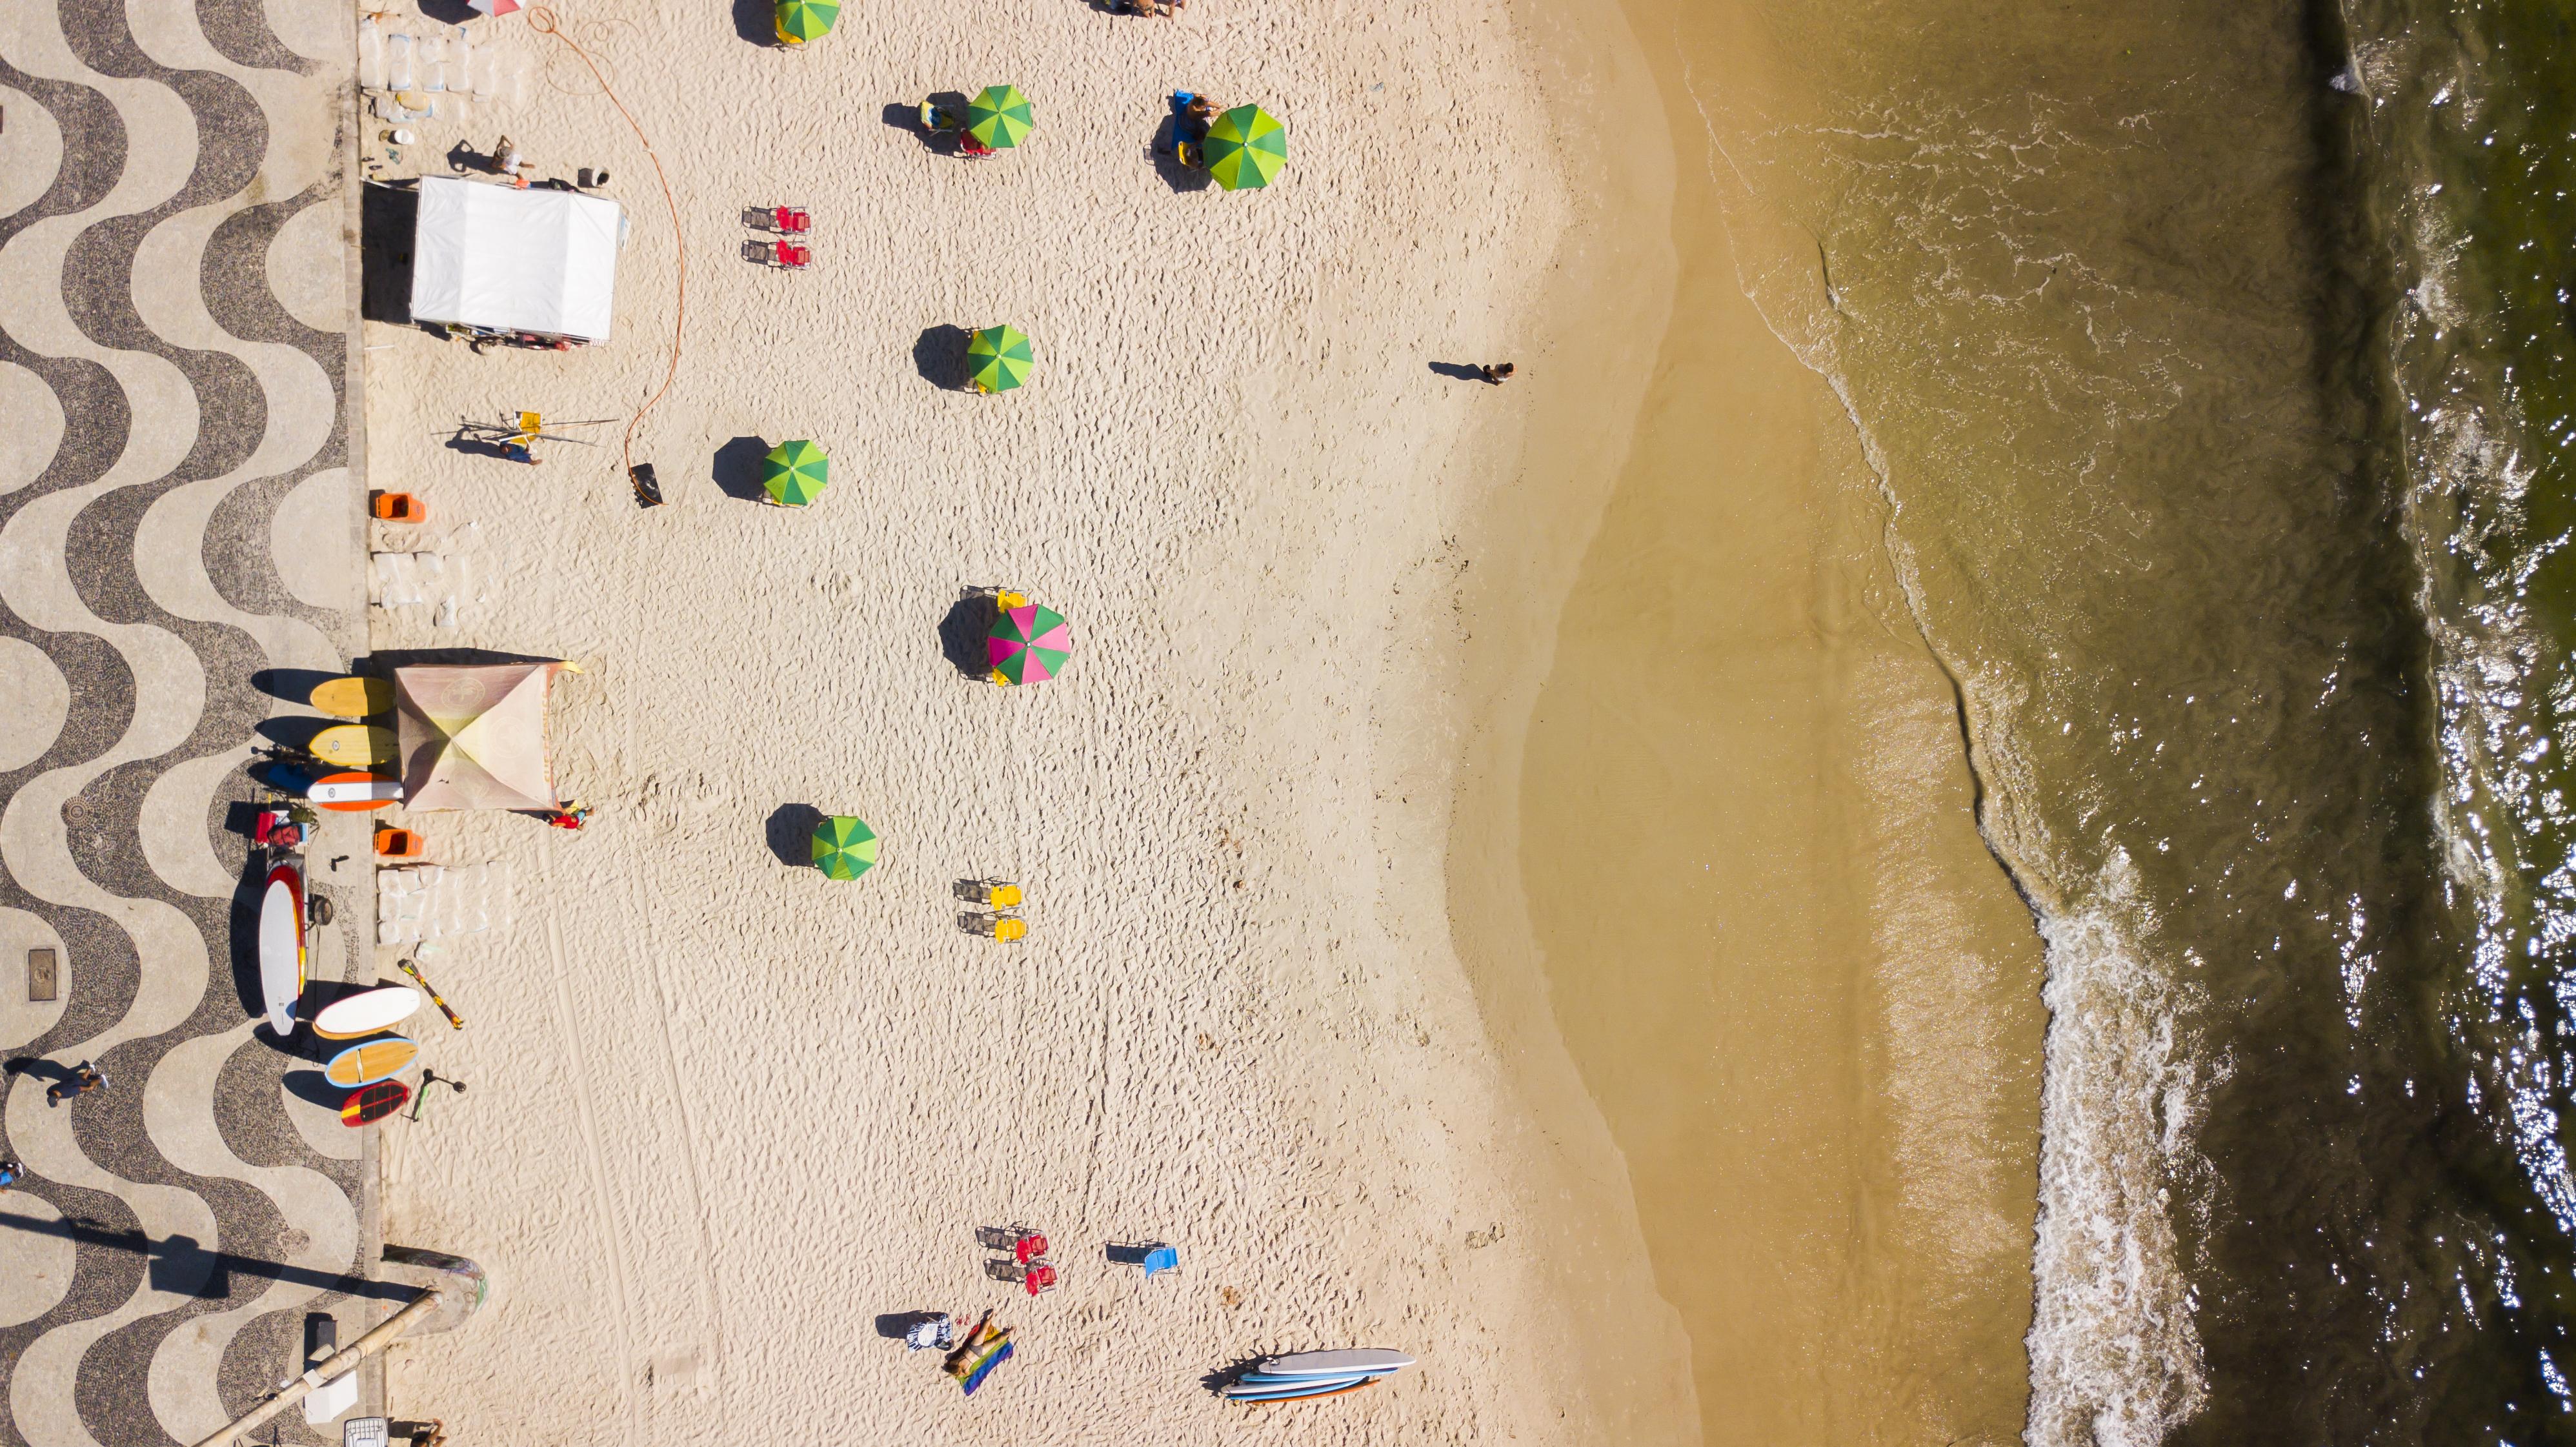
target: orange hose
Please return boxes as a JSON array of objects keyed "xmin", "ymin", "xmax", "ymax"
[{"xmin": 526, "ymin": 7, "xmax": 683, "ymax": 486}]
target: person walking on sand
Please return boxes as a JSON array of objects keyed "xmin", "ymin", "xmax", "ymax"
[
  {"xmin": 1478, "ymin": 362, "xmax": 1516, "ymax": 385},
  {"xmin": 47, "ymin": 1062, "xmax": 106, "ymax": 1107}
]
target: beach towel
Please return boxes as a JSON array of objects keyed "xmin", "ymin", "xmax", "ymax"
[{"xmin": 960, "ymin": 1340, "xmax": 1014, "ymax": 1395}]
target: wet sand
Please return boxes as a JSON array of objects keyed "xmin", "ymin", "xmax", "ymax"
[{"xmin": 1449, "ymin": 0, "xmax": 2052, "ymax": 1442}]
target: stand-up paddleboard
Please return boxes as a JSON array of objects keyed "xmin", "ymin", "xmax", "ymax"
[
  {"xmin": 340, "ymin": 1078, "xmax": 411, "ymax": 1126},
  {"xmin": 310, "ymin": 675, "xmax": 393, "ymax": 718},
  {"xmin": 323, "ymin": 1037, "xmax": 418, "ymax": 1088},
  {"xmin": 1249, "ymin": 1350, "xmax": 1414, "ymax": 1378},
  {"xmin": 257, "ymin": 862, "xmax": 305, "ymax": 1035},
  {"xmin": 309, "ymin": 724, "xmax": 396, "ymax": 768},
  {"xmin": 309, "ymin": 773, "xmax": 403, "ymax": 811},
  {"xmin": 1225, "ymin": 1379, "xmax": 1383, "ymax": 1404},
  {"xmin": 311, "ymin": 985, "xmax": 419, "ymax": 1040}
]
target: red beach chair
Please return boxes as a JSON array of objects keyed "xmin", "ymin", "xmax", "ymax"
[
  {"xmin": 1012, "ymin": 1231, "xmax": 1049, "ymax": 1266},
  {"xmin": 1020, "ymin": 1263, "xmax": 1058, "ymax": 1295},
  {"xmin": 773, "ymin": 240, "xmax": 810, "ymax": 270},
  {"xmin": 775, "ymin": 205, "xmax": 810, "ymax": 234}
]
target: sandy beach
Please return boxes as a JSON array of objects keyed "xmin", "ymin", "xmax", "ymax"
[{"xmin": 359, "ymin": 0, "xmax": 1702, "ymax": 1441}]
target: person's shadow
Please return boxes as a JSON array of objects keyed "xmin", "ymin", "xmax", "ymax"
[
  {"xmin": 712, "ymin": 436, "xmax": 770, "ymax": 502},
  {"xmin": 764, "ymin": 804, "xmax": 824, "ymax": 867},
  {"xmin": 444, "ymin": 429, "xmax": 515, "ymax": 461},
  {"xmin": 2, "ymin": 1057, "xmax": 77, "ymax": 1089},
  {"xmin": 1429, "ymin": 361, "xmax": 1490, "ymax": 382},
  {"xmin": 913, "ymin": 325, "xmax": 969, "ymax": 389}
]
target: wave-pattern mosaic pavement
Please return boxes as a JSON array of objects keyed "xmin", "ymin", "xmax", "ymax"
[{"xmin": 0, "ymin": 1, "xmax": 367, "ymax": 1443}]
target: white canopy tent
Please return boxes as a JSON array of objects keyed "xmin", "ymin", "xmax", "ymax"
[{"xmin": 407, "ymin": 177, "xmax": 622, "ymax": 342}]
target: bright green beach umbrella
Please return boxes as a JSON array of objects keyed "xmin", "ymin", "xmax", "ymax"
[
  {"xmin": 966, "ymin": 325, "xmax": 1033, "ymax": 393},
  {"xmin": 775, "ymin": 0, "xmax": 838, "ymax": 43},
  {"xmin": 965, "ymin": 85, "xmax": 1034, "ymax": 150},
  {"xmin": 812, "ymin": 815, "xmax": 878, "ymax": 879},
  {"xmin": 1203, "ymin": 105, "xmax": 1285, "ymax": 191},
  {"xmin": 762, "ymin": 439, "xmax": 830, "ymax": 506}
]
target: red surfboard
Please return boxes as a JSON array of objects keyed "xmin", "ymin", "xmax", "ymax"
[{"xmin": 341, "ymin": 1079, "xmax": 410, "ymax": 1126}]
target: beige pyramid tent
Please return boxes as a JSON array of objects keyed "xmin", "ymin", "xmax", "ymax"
[{"xmin": 394, "ymin": 662, "xmax": 564, "ymax": 811}]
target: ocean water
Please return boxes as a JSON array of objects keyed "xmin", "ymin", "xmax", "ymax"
[{"xmin": 1662, "ymin": 0, "xmax": 2576, "ymax": 1438}]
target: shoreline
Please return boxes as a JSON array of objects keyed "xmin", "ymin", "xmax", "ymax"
[{"xmin": 1449, "ymin": 0, "xmax": 2052, "ymax": 1443}]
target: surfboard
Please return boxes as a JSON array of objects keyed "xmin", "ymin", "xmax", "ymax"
[
  {"xmin": 339, "ymin": 1078, "xmax": 410, "ymax": 1126},
  {"xmin": 1251, "ymin": 1350, "xmax": 1415, "ymax": 1378},
  {"xmin": 323, "ymin": 1037, "xmax": 418, "ymax": 1088},
  {"xmin": 1228, "ymin": 1372, "xmax": 1377, "ymax": 1394},
  {"xmin": 311, "ymin": 985, "xmax": 420, "ymax": 1040},
  {"xmin": 310, "ymin": 675, "xmax": 393, "ymax": 718},
  {"xmin": 1224, "ymin": 1379, "xmax": 1383, "ymax": 1403},
  {"xmin": 309, "ymin": 773, "xmax": 403, "ymax": 811},
  {"xmin": 257, "ymin": 862, "xmax": 305, "ymax": 1036},
  {"xmin": 1233, "ymin": 1368, "xmax": 1402, "ymax": 1388},
  {"xmin": 309, "ymin": 724, "xmax": 396, "ymax": 768}
]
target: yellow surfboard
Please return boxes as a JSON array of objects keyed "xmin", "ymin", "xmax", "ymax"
[
  {"xmin": 323, "ymin": 1037, "xmax": 418, "ymax": 1088},
  {"xmin": 310, "ymin": 724, "xmax": 396, "ymax": 768},
  {"xmin": 310, "ymin": 676, "xmax": 393, "ymax": 718}
]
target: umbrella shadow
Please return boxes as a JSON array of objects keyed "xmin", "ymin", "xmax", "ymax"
[
  {"xmin": 712, "ymin": 436, "xmax": 771, "ymax": 502},
  {"xmin": 913, "ymin": 325, "xmax": 969, "ymax": 390},
  {"xmin": 939, "ymin": 592, "xmax": 998, "ymax": 680},
  {"xmin": 765, "ymin": 804, "xmax": 823, "ymax": 868},
  {"xmin": 885, "ymin": 97, "xmax": 970, "ymax": 155},
  {"xmin": 730, "ymin": 0, "xmax": 779, "ymax": 45}
]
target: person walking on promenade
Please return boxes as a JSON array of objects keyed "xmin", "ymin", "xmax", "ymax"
[
  {"xmin": 0, "ymin": 1158, "xmax": 22, "ymax": 1191},
  {"xmin": 47, "ymin": 1062, "xmax": 106, "ymax": 1107}
]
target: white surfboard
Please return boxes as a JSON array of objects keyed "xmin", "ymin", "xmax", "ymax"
[
  {"xmin": 308, "ymin": 777, "xmax": 404, "ymax": 805},
  {"xmin": 257, "ymin": 864, "xmax": 305, "ymax": 1035},
  {"xmin": 1253, "ymin": 1350, "xmax": 1414, "ymax": 1378},
  {"xmin": 310, "ymin": 985, "xmax": 420, "ymax": 1040}
]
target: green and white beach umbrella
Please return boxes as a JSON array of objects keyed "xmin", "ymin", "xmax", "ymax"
[
  {"xmin": 775, "ymin": 0, "xmax": 838, "ymax": 43},
  {"xmin": 1203, "ymin": 105, "xmax": 1285, "ymax": 191},
  {"xmin": 812, "ymin": 815, "xmax": 878, "ymax": 880},
  {"xmin": 966, "ymin": 325, "xmax": 1033, "ymax": 393},
  {"xmin": 966, "ymin": 85, "xmax": 1034, "ymax": 150},
  {"xmin": 762, "ymin": 439, "xmax": 829, "ymax": 506}
]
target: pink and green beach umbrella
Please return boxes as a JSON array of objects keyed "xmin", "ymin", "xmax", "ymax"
[{"xmin": 987, "ymin": 603, "xmax": 1071, "ymax": 685}]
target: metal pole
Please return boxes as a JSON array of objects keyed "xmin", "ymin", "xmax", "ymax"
[{"xmin": 188, "ymin": 1288, "xmax": 444, "ymax": 1447}]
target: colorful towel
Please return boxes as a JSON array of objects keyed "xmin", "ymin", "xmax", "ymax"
[{"xmin": 960, "ymin": 1340, "xmax": 1014, "ymax": 1395}]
